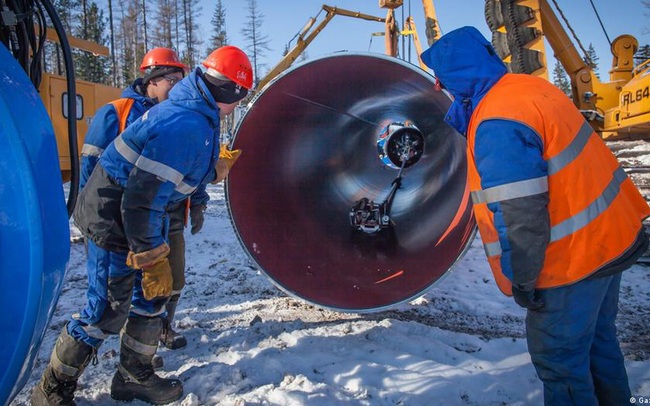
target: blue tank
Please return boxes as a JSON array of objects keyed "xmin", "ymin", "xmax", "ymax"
[{"xmin": 0, "ymin": 45, "xmax": 70, "ymax": 404}]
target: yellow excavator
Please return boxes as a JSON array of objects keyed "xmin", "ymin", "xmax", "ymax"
[
  {"xmin": 41, "ymin": 30, "xmax": 121, "ymax": 183},
  {"xmin": 485, "ymin": 0, "xmax": 650, "ymax": 139}
]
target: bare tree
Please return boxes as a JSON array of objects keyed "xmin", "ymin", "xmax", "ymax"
[
  {"xmin": 117, "ymin": 0, "xmax": 145, "ymax": 85},
  {"xmin": 47, "ymin": 0, "xmax": 80, "ymax": 75},
  {"xmin": 240, "ymin": 0, "xmax": 271, "ymax": 88},
  {"xmin": 142, "ymin": 0, "xmax": 148, "ymax": 50},
  {"xmin": 174, "ymin": 0, "xmax": 181, "ymax": 52},
  {"xmin": 107, "ymin": 0, "xmax": 117, "ymax": 85},
  {"xmin": 635, "ymin": 44, "xmax": 650, "ymax": 67},
  {"xmin": 180, "ymin": 0, "xmax": 202, "ymax": 68},
  {"xmin": 152, "ymin": 0, "xmax": 175, "ymax": 48}
]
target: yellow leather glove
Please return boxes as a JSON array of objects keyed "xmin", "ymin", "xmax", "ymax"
[
  {"xmin": 126, "ymin": 243, "xmax": 172, "ymax": 301},
  {"xmin": 126, "ymin": 243, "xmax": 170, "ymax": 269},
  {"xmin": 140, "ymin": 258, "xmax": 173, "ymax": 301},
  {"xmin": 219, "ymin": 144, "xmax": 242, "ymax": 169},
  {"xmin": 211, "ymin": 145, "xmax": 242, "ymax": 184}
]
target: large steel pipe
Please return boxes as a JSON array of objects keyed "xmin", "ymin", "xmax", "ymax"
[
  {"xmin": 0, "ymin": 45, "xmax": 70, "ymax": 404},
  {"xmin": 227, "ymin": 53, "xmax": 475, "ymax": 312}
]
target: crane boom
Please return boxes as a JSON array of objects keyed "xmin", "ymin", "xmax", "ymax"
[
  {"xmin": 404, "ymin": 16, "xmax": 428, "ymax": 71},
  {"xmin": 421, "ymin": 0, "xmax": 441, "ymax": 45},
  {"xmin": 257, "ymin": 5, "xmax": 385, "ymax": 91}
]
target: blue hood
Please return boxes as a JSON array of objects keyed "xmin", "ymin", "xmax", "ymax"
[
  {"xmin": 166, "ymin": 68, "xmax": 221, "ymax": 126},
  {"xmin": 121, "ymin": 78, "xmax": 156, "ymax": 108},
  {"xmin": 420, "ymin": 26, "xmax": 507, "ymax": 135}
]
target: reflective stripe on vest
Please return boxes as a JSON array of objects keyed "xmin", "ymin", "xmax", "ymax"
[
  {"xmin": 476, "ymin": 166, "xmax": 629, "ymax": 256},
  {"xmin": 550, "ymin": 167, "xmax": 627, "ymax": 242},
  {"xmin": 81, "ymin": 143, "xmax": 104, "ymax": 158},
  {"xmin": 466, "ymin": 73, "xmax": 650, "ymax": 293},
  {"xmin": 547, "ymin": 121, "xmax": 592, "ymax": 175},
  {"xmin": 114, "ymin": 135, "xmax": 197, "ymax": 195},
  {"xmin": 471, "ymin": 176, "xmax": 548, "ymax": 205}
]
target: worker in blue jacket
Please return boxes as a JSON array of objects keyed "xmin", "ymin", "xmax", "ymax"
[
  {"xmin": 420, "ymin": 26, "xmax": 647, "ymax": 406},
  {"xmin": 80, "ymin": 48, "xmax": 202, "ymax": 351},
  {"xmin": 80, "ymin": 47, "xmax": 188, "ymax": 189},
  {"xmin": 31, "ymin": 45, "xmax": 252, "ymax": 406}
]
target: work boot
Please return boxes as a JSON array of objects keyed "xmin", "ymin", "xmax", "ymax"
[
  {"xmin": 111, "ymin": 367, "xmax": 182, "ymax": 405},
  {"xmin": 111, "ymin": 316, "xmax": 182, "ymax": 405},
  {"xmin": 159, "ymin": 294, "xmax": 187, "ymax": 350},
  {"xmin": 160, "ymin": 320, "xmax": 187, "ymax": 350},
  {"xmin": 31, "ymin": 327, "xmax": 95, "ymax": 406}
]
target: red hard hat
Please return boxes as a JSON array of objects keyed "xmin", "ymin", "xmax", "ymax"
[
  {"xmin": 140, "ymin": 47, "xmax": 189, "ymax": 72},
  {"xmin": 202, "ymin": 46, "xmax": 253, "ymax": 90}
]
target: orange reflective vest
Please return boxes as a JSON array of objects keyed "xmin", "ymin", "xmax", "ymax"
[
  {"xmin": 467, "ymin": 74, "xmax": 650, "ymax": 295},
  {"xmin": 109, "ymin": 97, "xmax": 136, "ymax": 134}
]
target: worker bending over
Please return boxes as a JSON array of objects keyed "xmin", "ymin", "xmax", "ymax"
[
  {"xmin": 421, "ymin": 26, "xmax": 649, "ymax": 406},
  {"xmin": 32, "ymin": 45, "xmax": 251, "ymax": 406}
]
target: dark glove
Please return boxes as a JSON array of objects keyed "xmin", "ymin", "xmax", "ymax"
[
  {"xmin": 512, "ymin": 286, "xmax": 544, "ymax": 311},
  {"xmin": 190, "ymin": 204, "xmax": 206, "ymax": 235}
]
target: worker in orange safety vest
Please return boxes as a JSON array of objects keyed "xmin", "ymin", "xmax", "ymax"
[{"xmin": 421, "ymin": 26, "xmax": 650, "ymax": 406}]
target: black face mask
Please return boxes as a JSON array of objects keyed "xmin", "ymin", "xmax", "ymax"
[{"xmin": 203, "ymin": 74, "xmax": 248, "ymax": 104}]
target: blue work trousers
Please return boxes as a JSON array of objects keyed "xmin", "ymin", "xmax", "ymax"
[
  {"xmin": 526, "ymin": 273, "xmax": 631, "ymax": 406},
  {"xmin": 67, "ymin": 240, "xmax": 168, "ymax": 348}
]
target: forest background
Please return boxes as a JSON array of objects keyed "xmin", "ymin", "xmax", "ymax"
[{"xmin": 49, "ymin": 0, "xmax": 650, "ymax": 99}]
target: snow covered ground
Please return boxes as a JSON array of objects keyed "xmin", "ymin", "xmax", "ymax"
[{"xmin": 9, "ymin": 140, "xmax": 650, "ymax": 406}]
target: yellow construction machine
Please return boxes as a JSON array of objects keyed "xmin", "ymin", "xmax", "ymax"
[
  {"xmin": 261, "ymin": 0, "xmax": 649, "ymax": 140},
  {"xmin": 486, "ymin": 0, "xmax": 650, "ymax": 139},
  {"xmin": 257, "ymin": 0, "xmax": 440, "ymax": 90},
  {"xmin": 41, "ymin": 30, "xmax": 121, "ymax": 183},
  {"xmin": 259, "ymin": 0, "xmax": 650, "ymax": 141}
]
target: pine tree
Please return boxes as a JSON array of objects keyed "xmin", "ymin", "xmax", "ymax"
[
  {"xmin": 634, "ymin": 44, "xmax": 650, "ymax": 68},
  {"xmin": 55, "ymin": 0, "xmax": 79, "ymax": 33},
  {"xmin": 240, "ymin": 0, "xmax": 272, "ymax": 88},
  {"xmin": 74, "ymin": 0, "xmax": 109, "ymax": 84},
  {"xmin": 45, "ymin": 0, "xmax": 80, "ymax": 75},
  {"xmin": 584, "ymin": 43, "xmax": 600, "ymax": 80},
  {"xmin": 552, "ymin": 61, "xmax": 571, "ymax": 96},
  {"xmin": 206, "ymin": 0, "xmax": 228, "ymax": 58}
]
